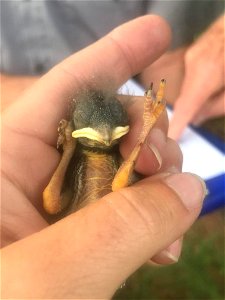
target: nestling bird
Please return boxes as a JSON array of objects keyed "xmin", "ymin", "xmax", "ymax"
[{"xmin": 43, "ymin": 80, "xmax": 166, "ymax": 219}]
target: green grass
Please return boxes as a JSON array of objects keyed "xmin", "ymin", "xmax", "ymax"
[{"xmin": 114, "ymin": 211, "xmax": 224, "ymax": 300}]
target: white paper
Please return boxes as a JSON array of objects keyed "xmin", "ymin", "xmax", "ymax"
[{"xmin": 119, "ymin": 80, "xmax": 225, "ymax": 180}]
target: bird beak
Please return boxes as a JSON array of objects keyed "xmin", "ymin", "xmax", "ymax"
[
  {"xmin": 72, "ymin": 125, "xmax": 129, "ymax": 146},
  {"xmin": 111, "ymin": 126, "xmax": 130, "ymax": 141}
]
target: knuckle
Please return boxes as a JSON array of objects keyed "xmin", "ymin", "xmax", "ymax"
[
  {"xmin": 107, "ymin": 184, "xmax": 178, "ymax": 242},
  {"xmin": 107, "ymin": 34, "xmax": 136, "ymax": 78}
]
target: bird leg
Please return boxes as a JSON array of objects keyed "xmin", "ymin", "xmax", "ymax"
[
  {"xmin": 112, "ymin": 79, "xmax": 166, "ymax": 192},
  {"xmin": 43, "ymin": 119, "xmax": 76, "ymax": 214}
]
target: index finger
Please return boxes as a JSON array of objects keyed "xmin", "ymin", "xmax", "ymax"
[{"xmin": 2, "ymin": 15, "xmax": 171, "ymax": 145}]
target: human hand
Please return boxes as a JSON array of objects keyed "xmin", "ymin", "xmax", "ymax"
[
  {"xmin": 138, "ymin": 47, "xmax": 186, "ymax": 105},
  {"xmin": 0, "ymin": 73, "xmax": 39, "ymax": 111},
  {"xmin": 168, "ymin": 14, "xmax": 225, "ymax": 139},
  {"xmin": 1, "ymin": 16, "xmax": 206, "ymax": 299}
]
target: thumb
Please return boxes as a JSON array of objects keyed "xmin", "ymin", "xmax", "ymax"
[{"xmin": 2, "ymin": 173, "xmax": 206, "ymax": 299}]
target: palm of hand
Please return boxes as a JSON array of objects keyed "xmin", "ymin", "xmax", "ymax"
[
  {"xmin": 1, "ymin": 17, "xmax": 206, "ymax": 299},
  {"xmin": 1, "ymin": 106, "xmax": 60, "ymax": 245},
  {"xmin": 1, "ymin": 14, "xmax": 172, "ymax": 247}
]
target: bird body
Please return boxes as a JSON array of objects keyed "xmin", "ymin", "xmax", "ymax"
[
  {"xmin": 43, "ymin": 80, "xmax": 166, "ymax": 221},
  {"xmin": 63, "ymin": 145, "xmax": 120, "ymax": 214}
]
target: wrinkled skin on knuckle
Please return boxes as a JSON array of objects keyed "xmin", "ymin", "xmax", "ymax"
[{"xmin": 105, "ymin": 180, "xmax": 186, "ymax": 247}]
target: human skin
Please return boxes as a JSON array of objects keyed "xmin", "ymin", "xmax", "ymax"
[
  {"xmin": 140, "ymin": 14, "xmax": 225, "ymax": 139},
  {"xmin": 138, "ymin": 47, "xmax": 186, "ymax": 106},
  {"xmin": 2, "ymin": 14, "xmax": 224, "ymax": 138},
  {"xmin": 168, "ymin": 14, "xmax": 225, "ymax": 139},
  {"xmin": 0, "ymin": 73, "xmax": 39, "ymax": 111},
  {"xmin": 1, "ymin": 16, "xmax": 206, "ymax": 298}
]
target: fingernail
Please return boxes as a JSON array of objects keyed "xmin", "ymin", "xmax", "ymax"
[
  {"xmin": 164, "ymin": 172, "xmax": 207, "ymax": 211},
  {"xmin": 146, "ymin": 128, "xmax": 166, "ymax": 171},
  {"xmin": 146, "ymin": 142, "xmax": 162, "ymax": 170},
  {"xmin": 151, "ymin": 250, "xmax": 178, "ymax": 265},
  {"xmin": 161, "ymin": 250, "xmax": 179, "ymax": 263},
  {"xmin": 164, "ymin": 237, "xmax": 183, "ymax": 262},
  {"xmin": 151, "ymin": 238, "xmax": 182, "ymax": 265}
]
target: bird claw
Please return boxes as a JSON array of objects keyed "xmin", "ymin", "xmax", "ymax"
[{"xmin": 57, "ymin": 119, "xmax": 74, "ymax": 150}]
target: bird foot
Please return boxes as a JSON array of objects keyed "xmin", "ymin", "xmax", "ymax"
[
  {"xmin": 112, "ymin": 79, "xmax": 166, "ymax": 192},
  {"xmin": 57, "ymin": 119, "xmax": 74, "ymax": 150}
]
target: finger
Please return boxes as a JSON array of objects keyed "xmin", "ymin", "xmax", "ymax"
[
  {"xmin": 142, "ymin": 169, "xmax": 183, "ymax": 265},
  {"xmin": 2, "ymin": 173, "xmax": 206, "ymax": 299},
  {"xmin": 139, "ymin": 47, "xmax": 186, "ymax": 105},
  {"xmin": 1, "ymin": 176, "xmax": 48, "ymax": 247},
  {"xmin": 168, "ymin": 71, "xmax": 213, "ymax": 140},
  {"xmin": 192, "ymin": 90, "xmax": 225, "ymax": 125},
  {"xmin": 2, "ymin": 15, "xmax": 171, "ymax": 145},
  {"xmin": 168, "ymin": 31, "xmax": 224, "ymax": 140}
]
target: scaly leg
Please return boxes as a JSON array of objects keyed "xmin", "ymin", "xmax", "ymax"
[
  {"xmin": 43, "ymin": 119, "xmax": 76, "ymax": 214},
  {"xmin": 112, "ymin": 80, "xmax": 166, "ymax": 192}
]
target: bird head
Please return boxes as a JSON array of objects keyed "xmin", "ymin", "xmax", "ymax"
[{"xmin": 72, "ymin": 89, "xmax": 129, "ymax": 150}]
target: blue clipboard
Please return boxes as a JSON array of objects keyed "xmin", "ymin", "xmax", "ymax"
[
  {"xmin": 201, "ymin": 173, "xmax": 225, "ymax": 216},
  {"xmin": 192, "ymin": 127, "xmax": 225, "ymax": 216}
]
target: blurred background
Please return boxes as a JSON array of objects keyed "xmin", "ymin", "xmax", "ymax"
[{"xmin": 114, "ymin": 210, "xmax": 224, "ymax": 299}]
